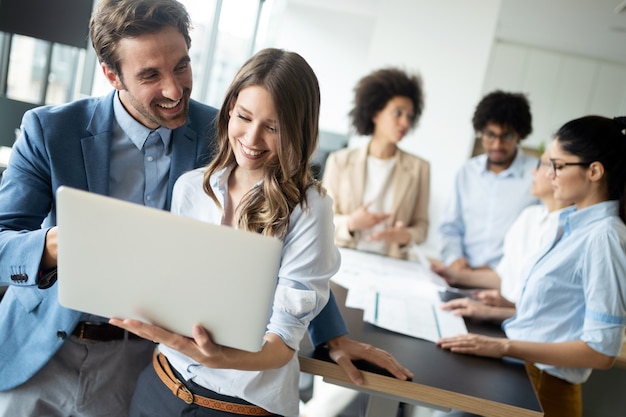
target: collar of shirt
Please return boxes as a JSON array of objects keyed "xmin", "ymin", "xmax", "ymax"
[
  {"xmin": 477, "ymin": 147, "xmax": 530, "ymax": 178},
  {"xmin": 208, "ymin": 166, "xmax": 231, "ymax": 210},
  {"xmin": 112, "ymin": 91, "xmax": 172, "ymax": 150},
  {"xmin": 542, "ymin": 206, "xmax": 567, "ymax": 229},
  {"xmin": 209, "ymin": 164, "xmax": 264, "ymax": 204},
  {"xmin": 561, "ymin": 200, "xmax": 619, "ymax": 238}
]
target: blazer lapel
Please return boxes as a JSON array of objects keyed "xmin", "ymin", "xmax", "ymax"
[
  {"xmin": 391, "ymin": 151, "xmax": 415, "ymax": 217},
  {"xmin": 166, "ymin": 123, "xmax": 199, "ymax": 209},
  {"xmin": 81, "ymin": 93, "xmax": 115, "ymax": 196},
  {"xmin": 352, "ymin": 145, "xmax": 369, "ymax": 209}
]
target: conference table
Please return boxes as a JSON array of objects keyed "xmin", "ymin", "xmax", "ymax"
[{"xmin": 299, "ymin": 282, "xmax": 543, "ymax": 417}]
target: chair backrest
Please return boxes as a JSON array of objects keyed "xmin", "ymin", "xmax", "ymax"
[
  {"xmin": 0, "ymin": 97, "xmax": 38, "ymax": 148},
  {"xmin": 311, "ymin": 130, "xmax": 348, "ymax": 180}
]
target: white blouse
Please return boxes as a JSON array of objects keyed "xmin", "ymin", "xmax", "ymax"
[{"xmin": 160, "ymin": 166, "xmax": 340, "ymax": 416}]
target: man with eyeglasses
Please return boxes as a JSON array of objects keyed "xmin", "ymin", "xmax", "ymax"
[{"xmin": 433, "ymin": 90, "xmax": 539, "ymax": 288}]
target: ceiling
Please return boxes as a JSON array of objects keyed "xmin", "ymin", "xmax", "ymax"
[
  {"xmin": 497, "ymin": 0, "xmax": 626, "ymax": 64},
  {"xmin": 291, "ymin": 0, "xmax": 626, "ymax": 65}
]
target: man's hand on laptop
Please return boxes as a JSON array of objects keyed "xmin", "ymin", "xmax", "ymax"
[{"xmin": 326, "ymin": 335, "xmax": 413, "ymax": 385}]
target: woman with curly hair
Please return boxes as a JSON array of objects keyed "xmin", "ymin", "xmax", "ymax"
[{"xmin": 322, "ymin": 68, "xmax": 430, "ymax": 259}]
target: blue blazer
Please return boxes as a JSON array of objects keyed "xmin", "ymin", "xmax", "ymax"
[
  {"xmin": 0, "ymin": 91, "xmax": 348, "ymax": 391},
  {"xmin": 0, "ymin": 91, "xmax": 218, "ymax": 390}
]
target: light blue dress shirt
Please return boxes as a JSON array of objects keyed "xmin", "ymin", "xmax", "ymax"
[
  {"xmin": 110, "ymin": 92, "xmax": 172, "ymax": 209},
  {"xmin": 504, "ymin": 201, "xmax": 626, "ymax": 384},
  {"xmin": 160, "ymin": 166, "xmax": 340, "ymax": 416},
  {"xmin": 438, "ymin": 149, "xmax": 538, "ymax": 268}
]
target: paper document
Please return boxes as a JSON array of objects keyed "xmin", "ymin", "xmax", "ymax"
[
  {"xmin": 361, "ymin": 292, "xmax": 468, "ymax": 342},
  {"xmin": 333, "ymin": 247, "xmax": 448, "ymax": 291},
  {"xmin": 334, "ymin": 248, "xmax": 467, "ymax": 342}
]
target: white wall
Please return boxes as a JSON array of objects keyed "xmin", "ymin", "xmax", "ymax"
[
  {"xmin": 261, "ymin": 0, "xmax": 502, "ymax": 257},
  {"xmin": 483, "ymin": 41, "xmax": 626, "ymax": 150}
]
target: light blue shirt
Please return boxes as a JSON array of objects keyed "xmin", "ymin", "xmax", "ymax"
[
  {"xmin": 161, "ymin": 167, "xmax": 340, "ymax": 416},
  {"xmin": 504, "ymin": 201, "xmax": 626, "ymax": 384},
  {"xmin": 438, "ymin": 149, "xmax": 538, "ymax": 268},
  {"xmin": 110, "ymin": 92, "xmax": 172, "ymax": 209}
]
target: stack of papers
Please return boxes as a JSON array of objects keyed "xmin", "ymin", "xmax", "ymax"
[{"xmin": 333, "ymin": 248, "xmax": 468, "ymax": 343}]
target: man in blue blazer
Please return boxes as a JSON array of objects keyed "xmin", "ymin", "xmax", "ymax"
[{"xmin": 0, "ymin": 0, "xmax": 411, "ymax": 416}]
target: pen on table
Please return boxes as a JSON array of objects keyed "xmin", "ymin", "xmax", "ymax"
[
  {"xmin": 432, "ymin": 304, "xmax": 442, "ymax": 339},
  {"xmin": 374, "ymin": 292, "xmax": 379, "ymax": 324}
]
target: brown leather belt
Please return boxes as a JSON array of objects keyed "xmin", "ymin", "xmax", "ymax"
[
  {"xmin": 72, "ymin": 321, "xmax": 142, "ymax": 342},
  {"xmin": 152, "ymin": 351, "xmax": 273, "ymax": 416}
]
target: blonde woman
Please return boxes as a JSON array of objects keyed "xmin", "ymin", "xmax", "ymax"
[{"xmin": 112, "ymin": 48, "xmax": 340, "ymax": 417}]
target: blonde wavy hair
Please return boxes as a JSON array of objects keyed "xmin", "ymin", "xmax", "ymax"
[{"xmin": 203, "ymin": 48, "xmax": 322, "ymax": 239}]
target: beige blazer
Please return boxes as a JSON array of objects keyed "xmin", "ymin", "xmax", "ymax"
[{"xmin": 322, "ymin": 144, "xmax": 430, "ymax": 259}]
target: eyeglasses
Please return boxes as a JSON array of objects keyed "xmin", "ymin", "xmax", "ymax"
[
  {"xmin": 549, "ymin": 159, "xmax": 592, "ymax": 175},
  {"xmin": 481, "ymin": 130, "xmax": 518, "ymax": 144}
]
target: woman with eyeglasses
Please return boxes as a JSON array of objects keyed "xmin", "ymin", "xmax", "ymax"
[
  {"xmin": 110, "ymin": 48, "xmax": 341, "ymax": 417},
  {"xmin": 437, "ymin": 115, "xmax": 626, "ymax": 417}
]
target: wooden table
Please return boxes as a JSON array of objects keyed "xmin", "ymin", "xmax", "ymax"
[{"xmin": 299, "ymin": 283, "xmax": 543, "ymax": 417}]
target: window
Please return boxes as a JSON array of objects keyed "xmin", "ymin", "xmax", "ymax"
[
  {"xmin": 2, "ymin": 0, "xmax": 273, "ymax": 108},
  {"xmin": 1, "ymin": 34, "xmax": 86, "ymax": 105},
  {"xmin": 92, "ymin": 0, "xmax": 271, "ymax": 108},
  {"xmin": 188, "ymin": 0, "xmax": 264, "ymax": 107}
]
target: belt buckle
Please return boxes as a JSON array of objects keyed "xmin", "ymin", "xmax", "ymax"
[
  {"xmin": 76, "ymin": 321, "xmax": 99, "ymax": 339},
  {"xmin": 77, "ymin": 321, "xmax": 103, "ymax": 339},
  {"xmin": 76, "ymin": 322, "xmax": 87, "ymax": 339},
  {"xmin": 176, "ymin": 384, "xmax": 194, "ymax": 405}
]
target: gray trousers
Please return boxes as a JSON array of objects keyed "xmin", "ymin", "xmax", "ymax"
[{"xmin": 0, "ymin": 334, "xmax": 154, "ymax": 417}]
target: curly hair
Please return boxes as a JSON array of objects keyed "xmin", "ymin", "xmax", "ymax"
[
  {"xmin": 349, "ymin": 68, "xmax": 424, "ymax": 136},
  {"xmin": 203, "ymin": 48, "xmax": 322, "ymax": 239},
  {"xmin": 90, "ymin": 0, "xmax": 192, "ymax": 75},
  {"xmin": 472, "ymin": 90, "xmax": 532, "ymax": 139}
]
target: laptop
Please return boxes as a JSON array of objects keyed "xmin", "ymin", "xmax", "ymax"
[{"xmin": 56, "ymin": 186, "xmax": 282, "ymax": 352}]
